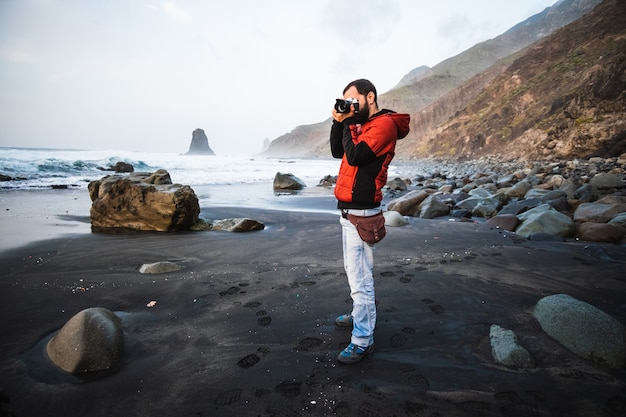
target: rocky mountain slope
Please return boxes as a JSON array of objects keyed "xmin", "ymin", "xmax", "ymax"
[
  {"xmin": 263, "ymin": 0, "xmax": 609, "ymax": 160},
  {"xmin": 405, "ymin": 0, "xmax": 625, "ymax": 161}
]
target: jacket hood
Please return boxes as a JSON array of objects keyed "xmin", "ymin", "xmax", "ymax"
[{"xmin": 374, "ymin": 109, "xmax": 410, "ymax": 140}]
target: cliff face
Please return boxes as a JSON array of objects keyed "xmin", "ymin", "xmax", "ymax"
[
  {"xmin": 263, "ymin": 0, "xmax": 607, "ymax": 160},
  {"xmin": 408, "ymin": 0, "xmax": 626, "ymax": 161}
]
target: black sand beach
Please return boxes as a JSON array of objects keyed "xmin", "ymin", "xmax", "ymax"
[{"xmin": 1, "ymin": 189, "xmax": 626, "ymax": 416}]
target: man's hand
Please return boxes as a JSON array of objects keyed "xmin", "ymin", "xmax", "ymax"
[{"xmin": 332, "ymin": 107, "xmax": 355, "ymax": 123}]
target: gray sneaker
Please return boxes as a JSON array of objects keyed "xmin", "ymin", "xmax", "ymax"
[
  {"xmin": 335, "ymin": 314, "xmax": 353, "ymax": 327},
  {"xmin": 337, "ymin": 343, "xmax": 375, "ymax": 364}
]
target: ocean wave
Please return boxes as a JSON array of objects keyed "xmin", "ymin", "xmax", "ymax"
[{"xmin": 0, "ymin": 147, "xmax": 342, "ymax": 190}]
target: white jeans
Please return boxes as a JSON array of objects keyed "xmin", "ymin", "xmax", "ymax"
[{"xmin": 340, "ymin": 209, "xmax": 379, "ymax": 347}]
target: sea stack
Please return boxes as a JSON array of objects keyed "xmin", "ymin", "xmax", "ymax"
[{"xmin": 186, "ymin": 128, "xmax": 215, "ymax": 155}]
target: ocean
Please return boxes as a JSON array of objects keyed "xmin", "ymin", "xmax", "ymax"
[{"xmin": 0, "ymin": 147, "xmax": 344, "ymax": 190}]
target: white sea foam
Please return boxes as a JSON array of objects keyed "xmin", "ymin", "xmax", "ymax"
[{"xmin": 0, "ymin": 147, "xmax": 344, "ymax": 190}]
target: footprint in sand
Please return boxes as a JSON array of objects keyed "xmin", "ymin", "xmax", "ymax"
[
  {"xmin": 295, "ymin": 337, "xmax": 325, "ymax": 351},
  {"xmin": 214, "ymin": 388, "xmax": 242, "ymax": 406},
  {"xmin": 236, "ymin": 347, "xmax": 270, "ymax": 368},
  {"xmin": 422, "ymin": 298, "xmax": 445, "ymax": 314},
  {"xmin": 256, "ymin": 309, "xmax": 272, "ymax": 326},
  {"xmin": 390, "ymin": 326, "xmax": 416, "ymax": 347}
]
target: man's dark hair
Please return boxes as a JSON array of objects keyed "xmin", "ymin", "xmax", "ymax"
[{"xmin": 343, "ymin": 79, "xmax": 377, "ymax": 104}]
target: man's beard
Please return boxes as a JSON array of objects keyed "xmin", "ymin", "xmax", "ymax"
[{"xmin": 355, "ymin": 101, "xmax": 370, "ymax": 124}]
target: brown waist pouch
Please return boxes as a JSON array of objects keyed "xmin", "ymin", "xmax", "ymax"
[{"xmin": 346, "ymin": 211, "xmax": 386, "ymax": 244}]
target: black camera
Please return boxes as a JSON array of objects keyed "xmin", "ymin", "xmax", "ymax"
[{"xmin": 334, "ymin": 98, "xmax": 359, "ymax": 114}]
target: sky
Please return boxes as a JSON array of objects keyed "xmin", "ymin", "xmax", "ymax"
[{"xmin": 0, "ymin": 0, "xmax": 557, "ymax": 156}]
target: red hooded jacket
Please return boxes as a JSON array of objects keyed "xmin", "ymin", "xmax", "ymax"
[{"xmin": 330, "ymin": 109, "xmax": 410, "ymax": 209}]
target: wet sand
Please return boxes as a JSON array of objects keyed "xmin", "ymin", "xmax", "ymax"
[{"xmin": 1, "ymin": 188, "xmax": 625, "ymax": 416}]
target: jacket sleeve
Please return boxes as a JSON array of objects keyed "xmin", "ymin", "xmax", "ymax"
[
  {"xmin": 330, "ymin": 120, "xmax": 345, "ymax": 159},
  {"xmin": 341, "ymin": 122, "xmax": 379, "ymax": 166}
]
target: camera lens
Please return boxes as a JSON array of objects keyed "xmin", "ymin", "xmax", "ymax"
[{"xmin": 335, "ymin": 99, "xmax": 350, "ymax": 113}]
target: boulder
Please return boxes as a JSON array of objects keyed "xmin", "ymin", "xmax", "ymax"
[
  {"xmin": 505, "ymin": 180, "xmax": 532, "ymax": 198},
  {"xmin": 139, "ymin": 261, "xmax": 185, "ymax": 274},
  {"xmin": 573, "ymin": 196, "xmax": 626, "ymax": 223},
  {"xmin": 576, "ymin": 222, "xmax": 625, "ymax": 243},
  {"xmin": 211, "ymin": 218, "xmax": 265, "ymax": 232},
  {"xmin": 317, "ymin": 175, "xmax": 337, "ymax": 187},
  {"xmin": 109, "ymin": 162, "xmax": 134, "ymax": 173},
  {"xmin": 273, "ymin": 172, "xmax": 306, "ymax": 190},
  {"xmin": 388, "ymin": 190, "xmax": 429, "ymax": 216},
  {"xmin": 384, "ymin": 210, "xmax": 409, "ymax": 226},
  {"xmin": 608, "ymin": 212, "xmax": 626, "ymax": 230},
  {"xmin": 387, "ymin": 177, "xmax": 407, "ymax": 191},
  {"xmin": 46, "ymin": 308, "xmax": 124, "ymax": 374},
  {"xmin": 418, "ymin": 195, "xmax": 450, "ymax": 219},
  {"xmin": 573, "ymin": 184, "xmax": 600, "ymax": 202},
  {"xmin": 472, "ymin": 197, "xmax": 500, "ymax": 218},
  {"xmin": 588, "ymin": 173, "xmax": 625, "ymax": 190},
  {"xmin": 489, "ymin": 325, "xmax": 534, "ymax": 368},
  {"xmin": 515, "ymin": 204, "xmax": 576, "ymax": 238},
  {"xmin": 88, "ymin": 170, "xmax": 200, "ymax": 232},
  {"xmin": 484, "ymin": 214, "xmax": 520, "ymax": 231},
  {"xmin": 498, "ymin": 197, "xmax": 542, "ymax": 216},
  {"xmin": 186, "ymin": 128, "xmax": 215, "ymax": 155},
  {"xmin": 533, "ymin": 294, "xmax": 626, "ymax": 368}
]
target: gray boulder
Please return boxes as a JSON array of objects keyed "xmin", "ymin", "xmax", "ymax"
[
  {"xmin": 139, "ymin": 261, "xmax": 184, "ymax": 274},
  {"xmin": 608, "ymin": 212, "xmax": 626, "ymax": 230},
  {"xmin": 506, "ymin": 180, "xmax": 532, "ymax": 198},
  {"xmin": 46, "ymin": 308, "xmax": 124, "ymax": 373},
  {"xmin": 273, "ymin": 172, "xmax": 306, "ymax": 190},
  {"xmin": 489, "ymin": 325, "xmax": 534, "ymax": 368},
  {"xmin": 515, "ymin": 204, "xmax": 576, "ymax": 238},
  {"xmin": 589, "ymin": 173, "xmax": 625, "ymax": 190},
  {"xmin": 384, "ymin": 210, "xmax": 409, "ymax": 226},
  {"xmin": 533, "ymin": 294, "xmax": 626, "ymax": 368},
  {"xmin": 419, "ymin": 195, "xmax": 450, "ymax": 219},
  {"xmin": 211, "ymin": 218, "xmax": 265, "ymax": 232},
  {"xmin": 386, "ymin": 177, "xmax": 407, "ymax": 191}
]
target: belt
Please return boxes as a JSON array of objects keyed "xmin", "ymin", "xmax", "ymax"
[{"xmin": 341, "ymin": 209, "xmax": 381, "ymax": 219}]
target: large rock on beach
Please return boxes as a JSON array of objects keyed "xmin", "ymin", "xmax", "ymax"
[
  {"xmin": 533, "ymin": 294, "xmax": 626, "ymax": 368},
  {"xmin": 573, "ymin": 196, "xmax": 626, "ymax": 223},
  {"xmin": 418, "ymin": 195, "xmax": 450, "ymax": 219},
  {"xmin": 88, "ymin": 170, "xmax": 200, "ymax": 232},
  {"xmin": 46, "ymin": 307, "xmax": 124, "ymax": 374},
  {"xmin": 588, "ymin": 173, "xmax": 625, "ymax": 190},
  {"xmin": 388, "ymin": 190, "xmax": 430, "ymax": 216},
  {"xmin": 575, "ymin": 222, "xmax": 625, "ymax": 243},
  {"xmin": 515, "ymin": 204, "xmax": 576, "ymax": 238},
  {"xmin": 273, "ymin": 172, "xmax": 306, "ymax": 190},
  {"xmin": 383, "ymin": 210, "xmax": 409, "ymax": 227},
  {"xmin": 211, "ymin": 218, "xmax": 265, "ymax": 232},
  {"xmin": 484, "ymin": 214, "xmax": 520, "ymax": 231}
]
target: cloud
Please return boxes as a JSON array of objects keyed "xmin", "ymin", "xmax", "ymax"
[
  {"xmin": 3, "ymin": 49, "xmax": 34, "ymax": 63},
  {"xmin": 162, "ymin": 2, "xmax": 190, "ymax": 21},
  {"xmin": 321, "ymin": 0, "xmax": 401, "ymax": 44}
]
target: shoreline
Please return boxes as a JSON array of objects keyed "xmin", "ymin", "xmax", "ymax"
[{"xmin": 0, "ymin": 182, "xmax": 339, "ymax": 253}]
